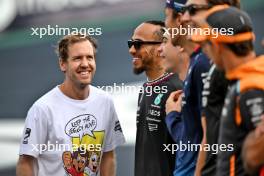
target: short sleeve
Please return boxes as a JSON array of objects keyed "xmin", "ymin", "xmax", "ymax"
[
  {"xmin": 239, "ymin": 89, "xmax": 264, "ymax": 130},
  {"xmin": 19, "ymin": 104, "xmax": 48, "ymax": 158},
  {"xmin": 103, "ymin": 100, "xmax": 126, "ymax": 152}
]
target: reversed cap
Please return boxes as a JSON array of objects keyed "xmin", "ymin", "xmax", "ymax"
[
  {"xmin": 166, "ymin": 0, "xmax": 187, "ymax": 12},
  {"xmin": 190, "ymin": 5, "xmax": 255, "ymax": 43}
]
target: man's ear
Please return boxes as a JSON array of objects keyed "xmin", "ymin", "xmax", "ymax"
[
  {"xmin": 213, "ymin": 42, "xmax": 227, "ymax": 64},
  {"xmin": 179, "ymin": 46, "xmax": 184, "ymax": 52},
  {"xmin": 59, "ymin": 58, "xmax": 67, "ymax": 72}
]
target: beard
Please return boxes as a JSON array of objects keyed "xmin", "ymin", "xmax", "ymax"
[
  {"xmin": 133, "ymin": 66, "xmax": 145, "ymax": 75},
  {"xmin": 132, "ymin": 48, "xmax": 156, "ymax": 75},
  {"xmin": 165, "ymin": 66, "xmax": 174, "ymax": 73}
]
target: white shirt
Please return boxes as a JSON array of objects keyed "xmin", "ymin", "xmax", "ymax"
[{"xmin": 19, "ymin": 85, "xmax": 126, "ymax": 176}]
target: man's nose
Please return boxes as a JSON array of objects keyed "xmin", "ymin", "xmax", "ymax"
[
  {"xmin": 80, "ymin": 57, "xmax": 89, "ymax": 67},
  {"xmin": 129, "ymin": 45, "xmax": 136, "ymax": 56},
  {"xmin": 157, "ymin": 43, "xmax": 164, "ymax": 53},
  {"xmin": 181, "ymin": 11, "xmax": 191, "ymax": 23}
]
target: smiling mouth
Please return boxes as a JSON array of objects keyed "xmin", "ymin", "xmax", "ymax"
[
  {"xmin": 80, "ymin": 71, "xmax": 89, "ymax": 75},
  {"xmin": 77, "ymin": 167, "xmax": 82, "ymax": 172},
  {"xmin": 78, "ymin": 70, "xmax": 92, "ymax": 77},
  {"xmin": 132, "ymin": 57, "xmax": 142, "ymax": 64},
  {"xmin": 133, "ymin": 57, "xmax": 141, "ymax": 61}
]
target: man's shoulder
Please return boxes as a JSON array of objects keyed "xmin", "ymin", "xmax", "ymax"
[
  {"xmin": 238, "ymin": 89, "xmax": 264, "ymax": 130},
  {"xmin": 193, "ymin": 51, "xmax": 211, "ymax": 70},
  {"xmin": 239, "ymin": 89, "xmax": 264, "ymax": 110},
  {"xmin": 190, "ymin": 52, "xmax": 211, "ymax": 84},
  {"xmin": 28, "ymin": 87, "xmax": 58, "ymax": 114},
  {"xmin": 33, "ymin": 87, "xmax": 58, "ymax": 107}
]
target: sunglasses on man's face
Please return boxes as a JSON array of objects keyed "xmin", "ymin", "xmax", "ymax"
[
  {"xmin": 183, "ymin": 4, "xmax": 212, "ymax": 16},
  {"xmin": 127, "ymin": 40, "xmax": 162, "ymax": 50}
]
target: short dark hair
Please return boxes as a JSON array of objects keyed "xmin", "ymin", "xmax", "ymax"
[
  {"xmin": 207, "ymin": 0, "xmax": 240, "ymax": 8},
  {"xmin": 144, "ymin": 20, "xmax": 165, "ymax": 41},
  {"xmin": 56, "ymin": 34, "xmax": 97, "ymax": 61},
  {"xmin": 224, "ymin": 26, "xmax": 254, "ymax": 56},
  {"xmin": 144, "ymin": 20, "xmax": 165, "ymax": 28}
]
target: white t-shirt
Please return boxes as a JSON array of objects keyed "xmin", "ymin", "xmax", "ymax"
[{"xmin": 19, "ymin": 85, "xmax": 126, "ymax": 176}]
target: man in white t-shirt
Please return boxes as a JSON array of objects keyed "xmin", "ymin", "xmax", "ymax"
[{"xmin": 16, "ymin": 34, "xmax": 126, "ymax": 176}]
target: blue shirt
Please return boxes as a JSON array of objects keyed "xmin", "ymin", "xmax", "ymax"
[{"xmin": 165, "ymin": 49, "xmax": 211, "ymax": 176}]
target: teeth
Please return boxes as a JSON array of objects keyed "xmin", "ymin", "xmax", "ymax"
[{"xmin": 80, "ymin": 71, "xmax": 89, "ymax": 75}]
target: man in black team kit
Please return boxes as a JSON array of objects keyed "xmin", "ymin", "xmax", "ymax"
[
  {"xmin": 128, "ymin": 21, "xmax": 182, "ymax": 176},
  {"xmin": 190, "ymin": 6, "xmax": 264, "ymax": 175}
]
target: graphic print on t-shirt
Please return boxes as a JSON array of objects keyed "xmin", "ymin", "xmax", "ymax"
[{"xmin": 62, "ymin": 114, "xmax": 105, "ymax": 176}]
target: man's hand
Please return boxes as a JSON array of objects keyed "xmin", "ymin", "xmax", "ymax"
[
  {"xmin": 100, "ymin": 150, "xmax": 116, "ymax": 176},
  {"xmin": 166, "ymin": 90, "xmax": 183, "ymax": 115}
]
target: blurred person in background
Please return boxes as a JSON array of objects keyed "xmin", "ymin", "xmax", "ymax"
[
  {"xmin": 159, "ymin": 28, "xmax": 189, "ymax": 81},
  {"xmin": 165, "ymin": 0, "xmax": 187, "ymax": 29},
  {"xmin": 164, "ymin": 0, "xmax": 211, "ymax": 175},
  {"xmin": 163, "ymin": 0, "xmax": 190, "ymax": 81},
  {"xmin": 180, "ymin": 0, "xmax": 240, "ymax": 175},
  {"xmin": 158, "ymin": 28, "xmax": 190, "ymax": 143},
  {"xmin": 128, "ymin": 20, "xmax": 182, "ymax": 176},
  {"xmin": 16, "ymin": 34, "xmax": 125, "ymax": 176},
  {"xmin": 190, "ymin": 6, "xmax": 264, "ymax": 175}
]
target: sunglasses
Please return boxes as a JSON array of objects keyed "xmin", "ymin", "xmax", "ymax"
[
  {"xmin": 127, "ymin": 40, "xmax": 162, "ymax": 50},
  {"xmin": 182, "ymin": 4, "xmax": 212, "ymax": 16}
]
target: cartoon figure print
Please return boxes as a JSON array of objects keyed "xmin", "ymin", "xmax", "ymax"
[
  {"xmin": 63, "ymin": 148, "xmax": 89, "ymax": 176},
  {"xmin": 62, "ymin": 114, "xmax": 105, "ymax": 176},
  {"xmin": 84, "ymin": 151, "xmax": 101, "ymax": 176}
]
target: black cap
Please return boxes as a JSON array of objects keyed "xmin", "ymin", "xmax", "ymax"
[
  {"xmin": 207, "ymin": 6, "xmax": 253, "ymax": 35},
  {"xmin": 191, "ymin": 5, "xmax": 255, "ymax": 43}
]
